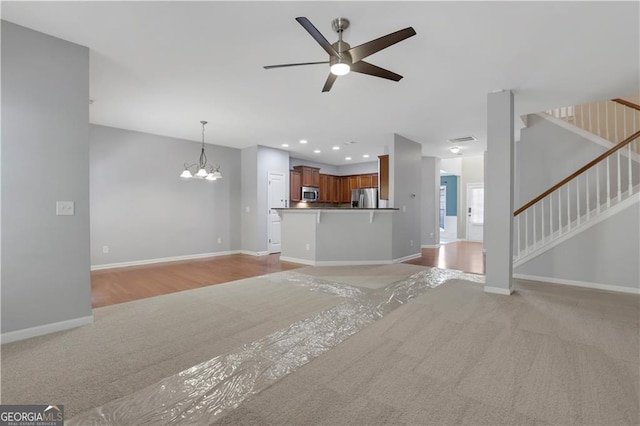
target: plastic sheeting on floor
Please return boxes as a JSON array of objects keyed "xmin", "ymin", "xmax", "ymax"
[{"xmin": 68, "ymin": 267, "xmax": 484, "ymax": 425}]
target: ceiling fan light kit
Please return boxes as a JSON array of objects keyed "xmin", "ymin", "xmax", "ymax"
[{"xmin": 264, "ymin": 16, "xmax": 416, "ymax": 92}]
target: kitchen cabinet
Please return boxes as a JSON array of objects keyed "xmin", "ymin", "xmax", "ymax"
[
  {"xmin": 357, "ymin": 173, "xmax": 378, "ymax": 188},
  {"xmin": 378, "ymin": 155, "xmax": 389, "ymax": 200},
  {"xmin": 358, "ymin": 174, "xmax": 372, "ymax": 188},
  {"xmin": 349, "ymin": 175, "xmax": 359, "ymax": 191},
  {"xmin": 293, "ymin": 165, "xmax": 320, "ymax": 187},
  {"xmin": 320, "ymin": 174, "xmax": 340, "ymax": 202},
  {"xmin": 290, "ymin": 170, "xmax": 301, "ymax": 202},
  {"xmin": 328, "ymin": 175, "xmax": 338, "ymax": 202},
  {"xmin": 319, "ymin": 174, "xmax": 329, "ymax": 202},
  {"xmin": 339, "ymin": 176, "xmax": 350, "ymax": 203}
]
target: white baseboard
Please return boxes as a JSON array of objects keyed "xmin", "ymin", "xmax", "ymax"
[
  {"xmin": 279, "ymin": 256, "xmax": 317, "ymax": 266},
  {"xmin": 421, "ymin": 244, "xmax": 441, "ymax": 249},
  {"xmin": 484, "ymin": 286, "xmax": 514, "ymax": 295},
  {"xmin": 394, "ymin": 252, "xmax": 423, "ymax": 263},
  {"xmin": 91, "ymin": 251, "xmax": 241, "ymax": 271},
  {"xmin": 279, "ymin": 253, "xmax": 422, "ymax": 266},
  {"xmin": 315, "ymin": 260, "xmax": 395, "ymax": 266},
  {"xmin": 514, "ymin": 273, "xmax": 640, "ymax": 294},
  {"xmin": 239, "ymin": 250, "xmax": 269, "ymax": 257},
  {"xmin": 1, "ymin": 315, "xmax": 94, "ymax": 344}
]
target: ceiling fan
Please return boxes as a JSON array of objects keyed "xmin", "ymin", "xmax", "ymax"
[{"xmin": 264, "ymin": 17, "xmax": 416, "ymax": 92}]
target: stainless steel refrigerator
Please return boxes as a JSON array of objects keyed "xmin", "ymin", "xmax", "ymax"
[{"xmin": 351, "ymin": 188, "xmax": 378, "ymax": 208}]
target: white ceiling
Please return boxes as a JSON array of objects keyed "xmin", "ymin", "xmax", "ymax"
[{"xmin": 3, "ymin": 1, "xmax": 639, "ymax": 165}]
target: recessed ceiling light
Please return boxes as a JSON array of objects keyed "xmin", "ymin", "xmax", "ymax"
[
  {"xmin": 345, "ymin": 156, "xmax": 352, "ymax": 160},
  {"xmin": 363, "ymin": 154, "xmax": 370, "ymax": 158},
  {"xmin": 450, "ymin": 146, "xmax": 461, "ymax": 154},
  {"xmin": 281, "ymin": 143, "xmax": 289, "ymax": 148},
  {"xmin": 300, "ymin": 139, "xmax": 308, "ymax": 144},
  {"xmin": 314, "ymin": 149, "xmax": 321, "ymax": 154},
  {"xmin": 332, "ymin": 146, "xmax": 340, "ymax": 150}
]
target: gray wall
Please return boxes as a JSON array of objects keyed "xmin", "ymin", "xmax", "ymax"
[
  {"xmin": 290, "ymin": 158, "xmax": 339, "ymax": 175},
  {"xmin": 1, "ymin": 21, "xmax": 92, "ymax": 333},
  {"xmin": 515, "ymin": 202, "xmax": 639, "ymax": 290},
  {"xmin": 290, "ymin": 158, "xmax": 378, "ymax": 176},
  {"xmin": 241, "ymin": 146, "xmax": 259, "ymax": 253},
  {"xmin": 242, "ymin": 146, "xmax": 289, "ymax": 254},
  {"xmin": 458, "ymin": 155, "xmax": 485, "ymax": 239},
  {"xmin": 316, "ymin": 212, "xmax": 393, "ymax": 262},
  {"xmin": 515, "ymin": 113, "xmax": 608, "ymax": 207},
  {"xmin": 421, "ymin": 157, "xmax": 440, "ymax": 247},
  {"xmin": 514, "ymin": 112, "xmax": 639, "ymax": 290},
  {"xmin": 256, "ymin": 146, "xmax": 290, "ymax": 253},
  {"xmin": 338, "ymin": 161, "xmax": 378, "ymax": 176},
  {"xmin": 390, "ymin": 134, "xmax": 422, "ymax": 259},
  {"xmin": 90, "ymin": 125, "xmax": 241, "ymax": 266}
]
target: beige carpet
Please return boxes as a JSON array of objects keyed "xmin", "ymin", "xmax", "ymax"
[
  {"xmin": 1, "ymin": 266, "xmax": 638, "ymax": 425},
  {"xmin": 0, "ymin": 273, "xmax": 347, "ymax": 417},
  {"xmin": 215, "ymin": 277, "xmax": 639, "ymax": 425}
]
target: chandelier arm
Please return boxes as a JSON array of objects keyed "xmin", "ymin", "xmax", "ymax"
[{"xmin": 181, "ymin": 120, "xmax": 221, "ymax": 181}]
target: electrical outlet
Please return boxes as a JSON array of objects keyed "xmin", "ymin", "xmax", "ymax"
[
  {"xmin": 56, "ymin": 201, "xmax": 75, "ymax": 216},
  {"xmin": 305, "ymin": 243, "xmax": 310, "ymax": 251},
  {"xmin": 402, "ymin": 205, "xmax": 407, "ymax": 213},
  {"xmin": 410, "ymin": 240, "xmax": 414, "ymax": 247},
  {"xmin": 245, "ymin": 206, "xmax": 250, "ymax": 213},
  {"xmin": 217, "ymin": 237, "xmax": 222, "ymax": 244},
  {"xmin": 102, "ymin": 245, "xmax": 109, "ymax": 253}
]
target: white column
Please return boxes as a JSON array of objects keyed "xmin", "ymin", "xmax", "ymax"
[{"xmin": 484, "ymin": 90, "xmax": 515, "ymax": 295}]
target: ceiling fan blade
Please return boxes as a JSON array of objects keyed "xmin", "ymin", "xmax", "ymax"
[
  {"xmin": 296, "ymin": 17, "xmax": 339, "ymax": 58},
  {"xmin": 348, "ymin": 27, "xmax": 416, "ymax": 63},
  {"xmin": 350, "ymin": 61, "xmax": 403, "ymax": 81},
  {"xmin": 264, "ymin": 61, "xmax": 329, "ymax": 69},
  {"xmin": 322, "ymin": 73, "xmax": 338, "ymax": 92}
]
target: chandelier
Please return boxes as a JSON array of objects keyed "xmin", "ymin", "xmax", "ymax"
[{"xmin": 180, "ymin": 121, "xmax": 223, "ymax": 181}]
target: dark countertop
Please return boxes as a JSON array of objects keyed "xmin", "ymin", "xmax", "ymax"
[{"xmin": 274, "ymin": 207, "xmax": 399, "ymax": 211}]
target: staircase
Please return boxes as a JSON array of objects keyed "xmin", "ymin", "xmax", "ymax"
[{"xmin": 513, "ymin": 97, "xmax": 640, "ymax": 270}]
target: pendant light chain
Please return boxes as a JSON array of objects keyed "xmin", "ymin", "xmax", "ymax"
[{"xmin": 199, "ymin": 121, "xmax": 208, "ymax": 169}]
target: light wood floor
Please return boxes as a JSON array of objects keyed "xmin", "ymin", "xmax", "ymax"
[
  {"xmin": 405, "ymin": 241, "xmax": 485, "ymax": 275},
  {"xmin": 91, "ymin": 241, "xmax": 484, "ymax": 308}
]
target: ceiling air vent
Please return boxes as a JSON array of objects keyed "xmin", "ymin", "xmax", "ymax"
[{"xmin": 448, "ymin": 136, "xmax": 477, "ymax": 143}]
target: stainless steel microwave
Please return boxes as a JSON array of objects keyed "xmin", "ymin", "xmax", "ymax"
[{"xmin": 301, "ymin": 186, "xmax": 319, "ymax": 202}]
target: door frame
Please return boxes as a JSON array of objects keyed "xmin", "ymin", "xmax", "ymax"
[
  {"xmin": 267, "ymin": 171, "xmax": 286, "ymax": 253},
  {"xmin": 465, "ymin": 182, "xmax": 484, "ymax": 242}
]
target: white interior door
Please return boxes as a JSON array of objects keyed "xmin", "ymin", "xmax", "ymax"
[
  {"xmin": 466, "ymin": 183, "xmax": 484, "ymax": 242},
  {"xmin": 268, "ymin": 172, "xmax": 286, "ymax": 253}
]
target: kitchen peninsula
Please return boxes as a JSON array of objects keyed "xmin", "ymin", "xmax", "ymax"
[{"xmin": 275, "ymin": 207, "xmax": 402, "ymax": 265}]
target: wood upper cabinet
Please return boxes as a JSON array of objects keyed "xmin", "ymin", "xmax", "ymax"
[
  {"xmin": 328, "ymin": 175, "xmax": 338, "ymax": 203},
  {"xmin": 293, "ymin": 165, "xmax": 320, "ymax": 187},
  {"xmin": 356, "ymin": 173, "xmax": 378, "ymax": 188},
  {"xmin": 290, "ymin": 170, "xmax": 302, "ymax": 202},
  {"xmin": 293, "ymin": 166, "xmax": 378, "ymax": 204},
  {"xmin": 358, "ymin": 174, "xmax": 372, "ymax": 188},
  {"xmin": 319, "ymin": 174, "xmax": 329, "ymax": 202},
  {"xmin": 339, "ymin": 176, "xmax": 350, "ymax": 203},
  {"xmin": 378, "ymin": 155, "xmax": 389, "ymax": 200},
  {"xmin": 320, "ymin": 174, "xmax": 340, "ymax": 202}
]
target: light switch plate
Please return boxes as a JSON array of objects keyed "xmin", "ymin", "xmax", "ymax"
[{"xmin": 56, "ymin": 201, "xmax": 75, "ymax": 216}]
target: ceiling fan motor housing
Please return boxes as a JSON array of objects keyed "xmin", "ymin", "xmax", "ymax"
[
  {"xmin": 331, "ymin": 18, "xmax": 350, "ymax": 33},
  {"xmin": 331, "ymin": 41, "xmax": 352, "ymax": 66}
]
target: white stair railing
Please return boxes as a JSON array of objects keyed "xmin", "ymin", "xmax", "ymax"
[
  {"xmin": 546, "ymin": 97, "xmax": 640, "ymax": 146},
  {"xmin": 514, "ymin": 129, "xmax": 640, "ymax": 263}
]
